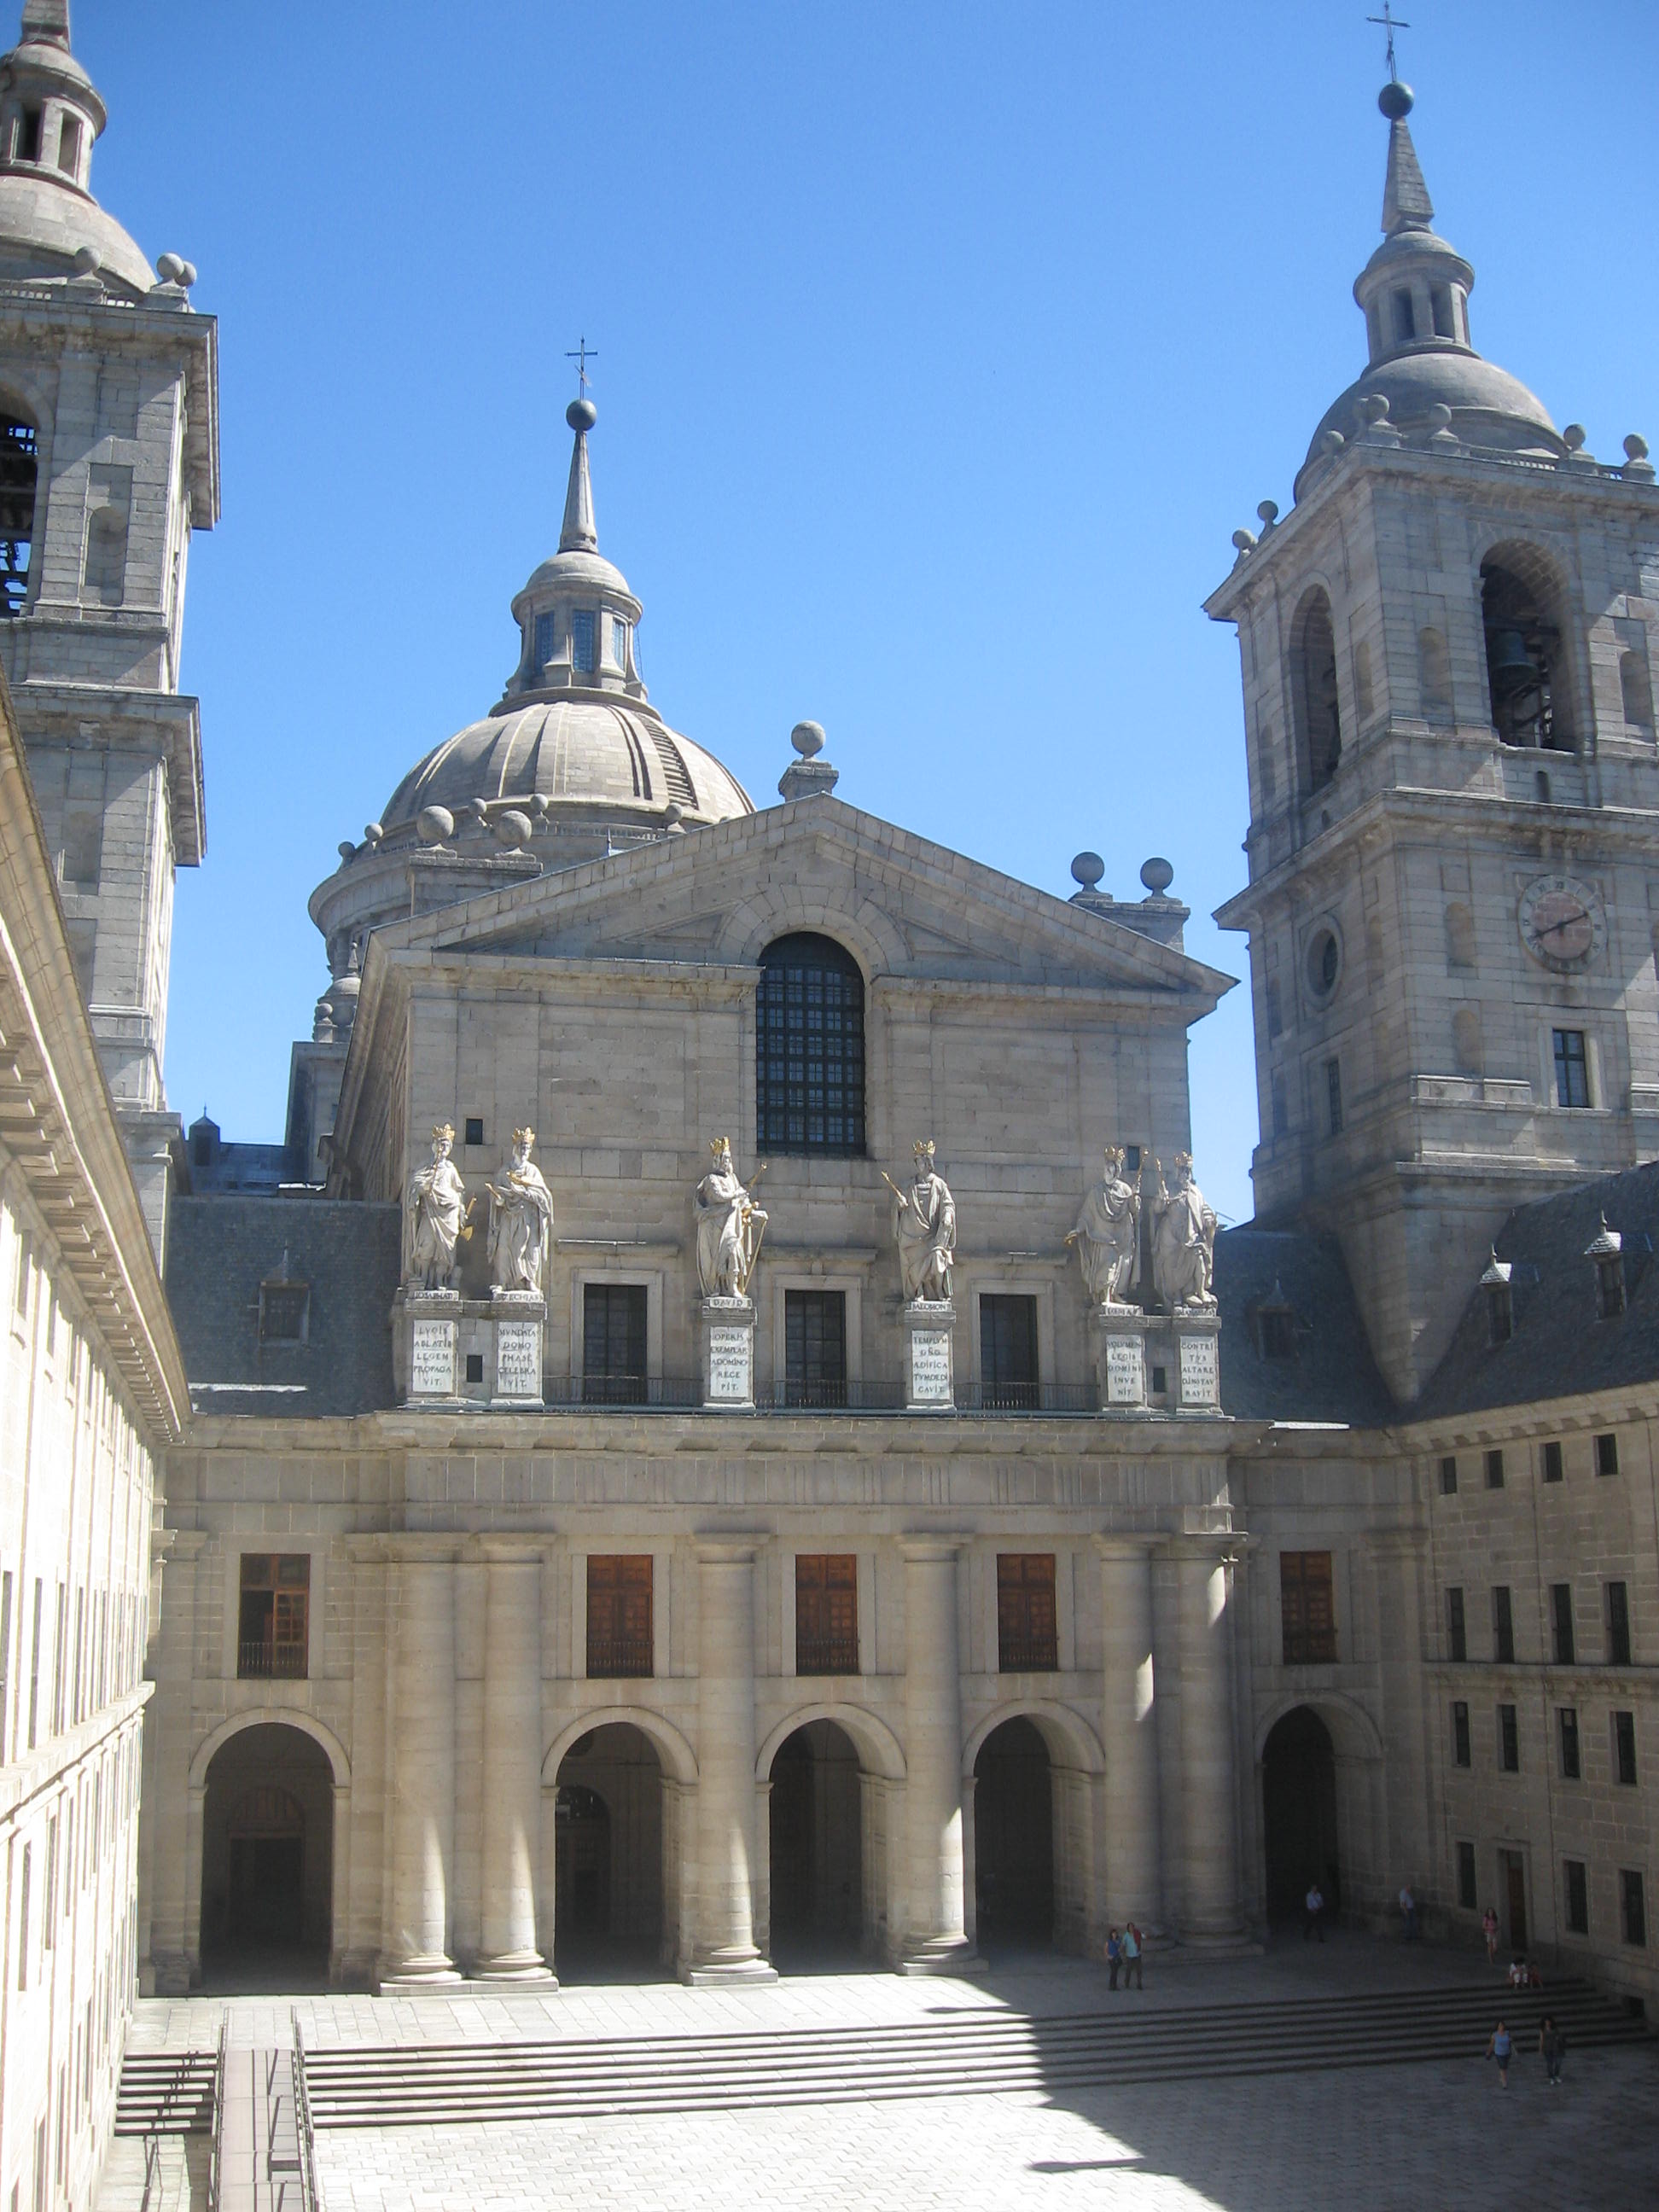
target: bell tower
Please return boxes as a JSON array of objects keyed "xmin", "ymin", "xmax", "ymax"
[
  {"xmin": 1209, "ymin": 75, "xmax": 1659, "ymax": 1402},
  {"xmin": 0, "ymin": 1, "xmax": 219, "ymax": 1253}
]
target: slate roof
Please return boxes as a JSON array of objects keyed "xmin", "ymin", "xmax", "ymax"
[
  {"xmin": 1213, "ymin": 1225, "xmax": 1396, "ymax": 1428},
  {"xmin": 1412, "ymin": 1161, "xmax": 1659, "ymax": 1423},
  {"xmin": 165, "ymin": 1197, "xmax": 399, "ymax": 1418}
]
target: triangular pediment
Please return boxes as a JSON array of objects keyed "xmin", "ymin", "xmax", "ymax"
[{"xmin": 365, "ymin": 798, "xmax": 1234, "ymax": 1006}]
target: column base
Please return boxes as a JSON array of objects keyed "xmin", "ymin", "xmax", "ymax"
[
  {"xmin": 1170, "ymin": 1927, "xmax": 1261, "ymax": 1959},
  {"xmin": 899, "ymin": 1939, "xmax": 987, "ymax": 1976},
  {"xmin": 379, "ymin": 1953, "xmax": 464, "ymax": 1991},
  {"xmin": 472, "ymin": 1952, "xmax": 556, "ymax": 1984},
  {"xmin": 682, "ymin": 1953, "xmax": 780, "ymax": 1986}
]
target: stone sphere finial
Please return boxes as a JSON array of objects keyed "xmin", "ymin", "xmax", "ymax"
[
  {"xmin": 416, "ymin": 804, "xmax": 455, "ymax": 846},
  {"xmin": 1231, "ymin": 527, "xmax": 1257, "ymax": 554},
  {"xmin": 72, "ymin": 245, "xmax": 98, "ymax": 276},
  {"xmin": 791, "ymin": 719, "xmax": 825, "ymax": 759},
  {"xmin": 1625, "ymin": 433, "xmax": 1650, "ymax": 463},
  {"xmin": 178, "ymin": 261, "xmax": 198, "ymax": 289},
  {"xmin": 567, "ymin": 396, "xmax": 597, "ymax": 434},
  {"xmin": 1359, "ymin": 392, "xmax": 1391, "ymax": 427},
  {"xmin": 1563, "ymin": 423, "xmax": 1586, "ymax": 451},
  {"xmin": 1070, "ymin": 851, "xmax": 1104, "ymax": 893},
  {"xmin": 1377, "ymin": 79, "xmax": 1414, "ymax": 121},
  {"xmin": 155, "ymin": 252, "xmax": 183, "ymax": 283},
  {"xmin": 1140, "ymin": 856, "xmax": 1175, "ymax": 895},
  {"xmin": 1256, "ymin": 499, "xmax": 1279, "ymax": 527}
]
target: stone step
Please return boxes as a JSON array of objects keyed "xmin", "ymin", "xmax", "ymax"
[
  {"xmin": 298, "ymin": 1980, "xmax": 1646, "ymax": 2127},
  {"xmin": 113, "ymin": 2052, "xmax": 217, "ymax": 2137}
]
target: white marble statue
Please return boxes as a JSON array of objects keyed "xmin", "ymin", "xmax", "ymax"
[
  {"xmin": 404, "ymin": 1122, "xmax": 469, "ymax": 1290},
  {"xmin": 694, "ymin": 1137, "xmax": 768, "ymax": 1300},
  {"xmin": 887, "ymin": 1140, "xmax": 956, "ymax": 1304},
  {"xmin": 486, "ymin": 1126, "xmax": 556, "ymax": 1295},
  {"xmin": 1150, "ymin": 1151, "xmax": 1219, "ymax": 1312},
  {"xmin": 1065, "ymin": 1144, "xmax": 1141, "ymax": 1305}
]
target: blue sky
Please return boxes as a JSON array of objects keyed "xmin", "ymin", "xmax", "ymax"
[{"xmin": 70, "ymin": 0, "xmax": 1659, "ymax": 1225}]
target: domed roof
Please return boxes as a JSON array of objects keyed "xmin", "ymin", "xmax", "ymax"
[
  {"xmin": 381, "ymin": 696, "xmax": 753, "ymax": 831},
  {"xmin": 1305, "ymin": 351, "xmax": 1558, "ymax": 474},
  {"xmin": 0, "ymin": 170, "xmax": 151, "ymax": 294}
]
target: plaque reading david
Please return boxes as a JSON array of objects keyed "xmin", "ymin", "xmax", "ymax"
[
  {"xmin": 1179, "ymin": 1331, "xmax": 1220, "ymax": 1407},
  {"xmin": 410, "ymin": 1318, "xmax": 456, "ymax": 1397},
  {"xmin": 707, "ymin": 1324, "xmax": 753, "ymax": 1402},
  {"xmin": 909, "ymin": 1330, "xmax": 952, "ymax": 1403},
  {"xmin": 1106, "ymin": 1334, "xmax": 1145, "ymax": 1406},
  {"xmin": 496, "ymin": 1319, "xmax": 541, "ymax": 1399}
]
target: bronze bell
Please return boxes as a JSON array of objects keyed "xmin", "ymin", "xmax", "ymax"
[{"xmin": 1487, "ymin": 626, "xmax": 1537, "ymax": 696}]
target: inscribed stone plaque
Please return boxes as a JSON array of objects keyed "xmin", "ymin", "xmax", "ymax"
[
  {"xmin": 1106, "ymin": 1334, "xmax": 1145, "ymax": 1406},
  {"xmin": 1179, "ymin": 1331, "xmax": 1220, "ymax": 1406},
  {"xmin": 707, "ymin": 1324, "xmax": 753, "ymax": 1402},
  {"xmin": 410, "ymin": 1318, "xmax": 456, "ymax": 1397},
  {"xmin": 496, "ymin": 1319, "xmax": 541, "ymax": 1399},
  {"xmin": 909, "ymin": 1330, "xmax": 952, "ymax": 1403}
]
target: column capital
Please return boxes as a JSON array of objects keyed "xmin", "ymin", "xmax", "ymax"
[
  {"xmin": 1163, "ymin": 1529, "xmax": 1254, "ymax": 1563},
  {"xmin": 474, "ymin": 1534, "xmax": 555, "ymax": 1564},
  {"xmin": 158, "ymin": 1528, "xmax": 207, "ymax": 1561},
  {"xmin": 694, "ymin": 1534, "xmax": 765, "ymax": 1566},
  {"xmin": 348, "ymin": 1534, "xmax": 465, "ymax": 1565},
  {"xmin": 897, "ymin": 1533, "xmax": 970, "ymax": 1563},
  {"xmin": 1091, "ymin": 1531, "xmax": 1161, "ymax": 1562}
]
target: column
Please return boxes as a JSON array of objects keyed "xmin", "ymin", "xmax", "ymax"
[
  {"xmin": 899, "ymin": 1537, "xmax": 981, "ymax": 1971},
  {"xmin": 382, "ymin": 1549, "xmax": 462, "ymax": 1984},
  {"xmin": 687, "ymin": 1540, "xmax": 775, "ymax": 1982},
  {"xmin": 148, "ymin": 1530, "xmax": 203, "ymax": 1994},
  {"xmin": 476, "ymin": 1549, "xmax": 552, "ymax": 1979},
  {"xmin": 1096, "ymin": 1534, "xmax": 1163, "ymax": 1930},
  {"xmin": 1173, "ymin": 1536, "xmax": 1245, "ymax": 1942}
]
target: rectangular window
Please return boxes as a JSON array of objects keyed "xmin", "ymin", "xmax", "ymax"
[
  {"xmin": 1558, "ymin": 1706, "xmax": 1580, "ymax": 1778},
  {"xmin": 533, "ymin": 610, "xmax": 556, "ymax": 667},
  {"xmin": 1325, "ymin": 1057, "xmax": 1343, "ymax": 1135},
  {"xmin": 1484, "ymin": 1447, "xmax": 1505, "ymax": 1490},
  {"xmin": 1596, "ymin": 1431, "xmax": 1620, "ymax": 1476},
  {"xmin": 1451, "ymin": 1699, "xmax": 1470, "ymax": 1767},
  {"xmin": 1597, "ymin": 1254, "xmax": 1627, "ymax": 1319},
  {"xmin": 1563, "ymin": 1858, "xmax": 1589, "ymax": 1936},
  {"xmin": 258, "ymin": 1281, "xmax": 308, "ymax": 1343},
  {"xmin": 997, "ymin": 1553, "xmax": 1058, "ymax": 1673},
  {"xmin": 42, "ymin": 1816, "xmax": 55, "ymax": 1950},
  {"xmin": 51, "ymin": 1583, "xmax": 64, "ymax": 1732},
  {"xmin": 1607, "ymin": 1580, "xmax": 1633, "ymax": 1666},
  {"xmin": 1621, "ymin": 1868, "xmax": 1647, "ymax": 1947},
  {"xmin": 783, "ymin": 1289, "xmax": 847, "ymax": 1408},
  {"xmin": 17, "ymin": 105, "xmax": 40, "ymax": 162},
  {"xmin": 1447, "ymin": 1585, "xmax": 1466, "ymax": 1663},
  {"xmin": 1614, "ymin": 1710, "xmax": 1639, "ymax": 1787},
  {"xmin": 570, "ymin": 608, "xmax": 596, "ymax": 673},
  {"xmin": 1492, "ymin": 1585, "xmax": 1514, "ymax": 1664},
  {"xmin": 1391, "ymin": 287, "xmax": 1416, "ymax": 342},
  {"xmin": 1550, "ymin": 1583, "xmax": 1575, "ymax": 1666},
  {"xmin": 16, "ymin": 1843, "xmax": 28, "ymax": 1989},
  {"xmin": 610, "ymin": 614, "xmax": 629, "ymax": 668},
  {"xmin": 582, "ymin": 1283, "xmax": 647, "ymax": 1404},
  {"xmin": 1457, "ymin": 1840, "xmax": 1478, "ymax": 1912},
  {"xmin": 585, "ymin": 1555, "xmax": 653, "ymax": 1678},
  {"xmin": 1438, "ymin": 1454, "xmax": 1458, "ymax": 1495},
  {"xmin": 1543, "ymin": 1440, "xmax": 1563, "ymax": 1483},
  {"xmin": 1271, "ymin": 1074, "xmax": 1287, "ymax": 1138},
  {"xmin": 754, "ymin": 944, "xmax": 866, "ymax": 1155},
  {"xmin": 236, "ymin": 1554, "xmax": 310, "ymax": 1679},
  {"xmin": 1498, "ymin": 1703, "xmax": 1519, "ymax": 1772},
  {"xmin": 13, "ymin": 1229, "xmax": 27, "ymax": 1314},
  {"xmin": 795, "ymin": 1554, "xmax": 858, "ymax": 1675},
  {"xmin": 463, "ymin": 1116, "xmax": 485, "ymax": 1148},
  {"xmin": 0, "ymin": 1569, "xmax": 9, "ymax": 1762},
  {"xmin": 979, "ymin": 1294, "xmax": 1039, "ymax": 1408},
  {"xmin": 1552, "ymin": 1027, "xmax": 1591, "ymax": 1109},
  {"xmin": 55, "ymin": 114, "xmax": 80, "ymax": 176},
  {"xmin": 27, "ymin": 1578, "xmax": 41, "ymax": 1748},
  {"xmin": 1280, "ymin": 1551, "xmax": 1337, "ymax": 1665}
]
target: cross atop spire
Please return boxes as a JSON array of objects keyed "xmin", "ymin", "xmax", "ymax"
[
  {"xmin": 565, "ymin": 335, "xmax": 598, "ymax": 401},
  {"xmin": 1366, "ymin": 3, "xmax": 1410, "ymax": 82}
]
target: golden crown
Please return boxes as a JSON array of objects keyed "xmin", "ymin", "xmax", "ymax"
[
  {"xmin": 432, "ymin": 1122, "xmax": 455, "ymax": 1144},
  {"xmin": 512, "ymin": 1126, "xmax": 536, "ymax": 1150},
  {"xmin": 1103, "ymin": 1143, "xmax": 1124, "ymax": 1167},
  {"xmin": 914, "ymin": 1138, "xmax": 935, "ymax": 1160},
  {"xmin": 709, "ymin": 1135, "xmax": 732, "ymax": 1156},
  {"xmin": 1173, "ymin": 1150, "xmax": 1193, "ymax": 1169}
]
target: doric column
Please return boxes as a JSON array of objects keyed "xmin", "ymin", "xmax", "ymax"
[
  {"xmin": 476, "ymin": 1547, "xmax": 552, "ymax": 1979},
  {"xmin": 147, "ymin": 1529, "xmax": 203, "ymax": 1994},
  {"xmin": 899, "ymin": 1536, "xmax": 980, "ymax": 1971},
  {"xmin": 1096, "ymin": 1534, "xmax": 1162, "ymax": 1930},
  {"xmin": 687, "ymin": 1540, "xmax": 775, "ymax": 1982},
  {"xmin": 383, "ymin": 1547, "xmax": 462, "ymax": 1985},
  {"xmin": 1173, "ymin": 1535, "xmax": 1244, "ymax": 1942}
]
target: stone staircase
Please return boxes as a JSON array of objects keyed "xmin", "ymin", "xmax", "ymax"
[
  {"xmin": 297, "ymin": 1979, "xmax": 1646, "ymax": 2128},
  {"xmin": 114, "ymin": 2050, "xmax": 217, "ymax": 2137}
]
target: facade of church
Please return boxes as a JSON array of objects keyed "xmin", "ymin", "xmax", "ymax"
[{"xmin": 2, "ymin": 13, "xmax": 1657, "ymax": 2201}]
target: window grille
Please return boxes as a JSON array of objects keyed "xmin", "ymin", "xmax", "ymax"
[
  {"xmin": 784, "ymin": 1289, "xmax": 847, "ymax": 1408},
  {"xmin": 979, "ymin": 1294, "xmax": 1039, "ymax": 1407},
  {"xmin": 795, "ymin": 1554, "xmax": 858, "ymax": 1675},
  {"xmin": 586, "ymin": 1556, "xmax": 652, "ymax": 1678},
  {"xmin": 1552, "ymin": 1027, "xmax": 1590, "ymax": 1108},
  {"xmin": 997, "ymin": 1554, "xmax": 1057, "ymax": 1672},
  {"xmin": 1280, "ymin": 1551, "xmax": 1336, "ymax": 1665},
  {"xmin": 755, "ymin": 934, "xmax": 865, "ymax": 1155},
  {"xmin": 583, "ymin": 1284, "xmax": 646, "ymax": 1404},
  {"xmin": 237, "ymin": 1555, "xmax": 310, "ymax": 1679}
]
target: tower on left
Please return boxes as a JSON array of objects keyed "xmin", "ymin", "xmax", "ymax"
[{"xmin": 0, "ymin": 1, "xmax": 218, "ymax": 1254}]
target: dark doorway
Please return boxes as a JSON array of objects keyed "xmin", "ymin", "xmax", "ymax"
[
  {"xmin": 768, "ymin": 1720, "xmax": 862, "ymax": 1960},
  {"xmin": 1501, "ymin": 1849, "xmax": 1528, "ymax": 1952},
  {"xmin": 554, "ymin": 1724, "xmax": 664, "ymax": 1978},
  {"xmin": 201, "ymin": 1724, "xmax": 334, "ymax": 1988},
  {"xmin": 973, "ymin": 1717, "xmax": 1053, "ymax": 1947},
  {"xmin": 1262, "ymin": 1706, "xmax": 1340, "ymax": 1922}
]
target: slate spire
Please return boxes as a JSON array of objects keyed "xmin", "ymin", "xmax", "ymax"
[
  {"xmin": 559, "ymin": 397, "xmax": 599, "ymax": 554},
  {"xmin": 19, "ymin": 2, "xmax": 71, "ymax": 44},
  {"xmin": 1379, "ymin": 79, "xmax": 1435, "ymax": 236}
]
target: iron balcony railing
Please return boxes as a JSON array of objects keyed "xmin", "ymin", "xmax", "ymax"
[
  {"xmin": 795, "ymin": 1636, "xmax": 860, "ymax": 1676},
  {"xmin": 998, "ymin": 1635, "xmax": 1061, "ymax": 1673},
  {"xmin": 536, "ymin": 1376, "xmax": 1103, "ymax": 1414},
  {"xmin": 585, "ymin": 1636, "xmax": 654, "ymax": 1679},
  {"xmin": 236, "ymin": 1641, "xmax": 307, "ymax": 1680}
]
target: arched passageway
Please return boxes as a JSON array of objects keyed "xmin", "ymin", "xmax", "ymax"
[
  {"xmin": 201, "ymin": 1724, "xmax": 334, "ymax": 1984},
  {"xmin": 972, "ymin": 1717, "xmax": 1054, "ymax": 1950},
  {"xmin": 767, "ymin": 1720, "xmax": 862, "ymax": 1962},
  {"xmin": 553, "ymin": 1724, "xmax": 664, "ymax": 1978},
  {"xmin": 1262, "ymin": 1706, "xmax": 1340, "ymax": 1922}
]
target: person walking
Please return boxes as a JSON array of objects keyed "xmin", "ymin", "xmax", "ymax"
[
  {"xmin": 1121, "ymin": 1922, "xmax": 1143, "ymax": 1988},
  {"xmin": 1304, "ymin": 1882, "xmax": 1325, "ymax": 1942},
  {"xmin": 1482, "ymin": 1906, "xmax": 1499, "ymax": 1965},
  {"xmin": 1486, "ymin": 2020, "xmax": 1513, "ymax": 2088},
  {"xmin": 1398, "ymin": 1882, "xmax": 1418, "ymax": 1941},
  {"xmin": 1539, "ymin": 2017, "xmax": 1566, "ymax": 2087},
  {"xmin": 1105, "ymin": 1926, "xmax": 1121, "ymax": 1991}
]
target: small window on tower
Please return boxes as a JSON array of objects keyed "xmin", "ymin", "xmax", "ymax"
[
  {"xmin": 533, "ymin": 610, "xmax": 556, "ymax": 668},
  {"xmin": 17, "ymin": 106, "xmax": 41, "ymax": 163},
  {"xmin": 610, "ymin": 615, "xmax": 629, "ymax": 668},
  {"xmin": 570, "ymin": 609, "xmax": 596, "ymax": 673},
  {"xmin": 55, "ymin": 115, "xmax": 80, "ymax": 176},
  {"xmin": 1325, "ymin": 1057, "xmax": 1343, "ymax": 1136},
  {"xmin": 1392, "ymin": 288, "xmax": 1416, "ymax": 342},
  {"xmin": 0, "ymin": 414, "xmax": 38, "ymax": 618},
  {"xmin": 1552, "ymin": 1028, "xmax": 1591, "ymax": 1109},
  {"xmin": 1430, "ymin": 284, "xmax": 1454, "ymax": 339}
]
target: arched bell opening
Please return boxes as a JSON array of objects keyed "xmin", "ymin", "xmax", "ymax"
[
  {"xmin": 552, "ymin": 1723, "xmax": 666, "ymax": 1982},
  {"xmin": 1290, "ymin": 588, "xmax": 1342, "ymax": 794},
  {"xmin": 200, "ymin": 1723, "xmax": 334, "ymax": 1990},
  {"xmin": 1481, "ymin": 547, "xmax": 1574, "ymax": 751}
]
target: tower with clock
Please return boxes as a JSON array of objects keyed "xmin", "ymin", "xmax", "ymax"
[{"xmin": 1208, "ymin": 75, "xmax": 1659, "ymax": 1401}]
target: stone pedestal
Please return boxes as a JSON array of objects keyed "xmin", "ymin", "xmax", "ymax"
[
  {"xmin": 700, "ymin": 1297, "xmax": 756, "ymax": 1409},
  {"xmin": 1173, "ymin": 1312, "xmax": 1222, "ymax": 1414},
  {"xmin": 492, "ymin": 1289, "xmax": 545, "ymax": 1408},
  {"xmin": 393, "ymin": 1289, "xmax": 545, "ymax": 1409},
  {"xmin": 395, "ymin": 1289, "xmax": 461, "ymax": 1405},
  {"xmin": 475, "ymin": 1551, "xmax": 554, "ymax": 1981},
  {"xmin": 898, "ymin": 1537, "xmax": 983, "ymax": 1973},
  {"xmin": 903, "ymin": 1300, "xmax": 955, "ymax": 1410},
  {"xmin": 685, "ymin": 1540, "xmax": 777, "ymax": 1982},
  {"xmin": 1089, "ymin": 1306, "xmax": 1155, "ymax": 1411}
]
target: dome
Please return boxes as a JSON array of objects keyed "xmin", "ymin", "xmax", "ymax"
[
  {"xmin": 1303, "ymin": 352, "xmax": 1560, "ymax": 480},
  {"xmin": 0, "ymin": 170, "xmax": 152, "ymax": 294},
  {"xmin": 381, "ymin": 696, "xmax": 753, "ymax": 831}
]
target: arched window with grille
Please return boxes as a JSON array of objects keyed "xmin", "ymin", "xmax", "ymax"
[
  {"xmin": 0, "ymin": 410, "xmax": 37, "ymax": 617},
  {"xmin": 755, "ymin": 933, "xmax": 865, "ymax": 1155}
]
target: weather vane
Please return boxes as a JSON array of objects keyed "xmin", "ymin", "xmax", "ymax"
[
  {"xmin": 566, "ymin": 335, "xmax": 598, "ymax": 399},
  {"xmin": 1366, "ymin": 3, "xmax": 1410, "ymax": 81}
]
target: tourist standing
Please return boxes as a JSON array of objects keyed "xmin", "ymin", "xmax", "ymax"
[
  {"xmin": 1486, "ymin": 2021, "xmax": 1513, "ymax": 2087},
  {"xmin": 1482, "ymin": 1906, "xmax": 1499, "ymax": 1964},
  {"xmin": 1398, "ymin": 1882, "xmax": 1418, "ymax": 1940},
  {"xmin": 1121, "ymin": 1922, "xmax": 1143, "ymax": 1988},
  {"xmin": 1538, "ymin": 2017, "xmax": 1566, "ymax": 2087},
  {"xmin": 1304, "ymin": 1882, "xmax": 1325, "ymax": 1942},
  {"xmin": 1105, "ymin": 1926, "xmax": 1121, "ymax": 1991}
]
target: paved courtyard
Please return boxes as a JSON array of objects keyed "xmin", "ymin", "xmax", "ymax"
[{"xmin": 101, "ymin": 1936, "xmax": 1658, "ymax": 2212}]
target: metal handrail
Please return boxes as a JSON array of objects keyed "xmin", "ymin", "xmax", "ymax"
[
  {"xmin": 206, "ymin": 2015, "xmax": 229, "ymax": 2212},
  {"xmin": 291, "ymin": 2008, "xmax": 322, "ymax": 2212}
]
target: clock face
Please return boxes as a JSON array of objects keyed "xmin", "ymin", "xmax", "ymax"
[{"xmin": 1518, "ymin": 874, "xmax": 1607, "ymax": 970}]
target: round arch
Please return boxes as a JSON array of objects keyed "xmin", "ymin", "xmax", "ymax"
[
  {"xmin": 1253, "ymin": 1689, "xmax": 1384, "ymax": 1769},
  {"xmin": 713, "ymin": 888, "xmax": 905, "ymax": 980},
  {"xmin": 189, "ymin": 1708, "xmax": 351, "ymax": 1791},
  {"xmin": 755, "ymin": 1701, "xmax": 906, "ymax": 1784},
  {"xmin": 962, "ymin": 1699, "xmax": 1105, "ymax": 1781},
  {"xmin": 542, "ymin": 1705, "xmax": 698, "ymax": 1788}
]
